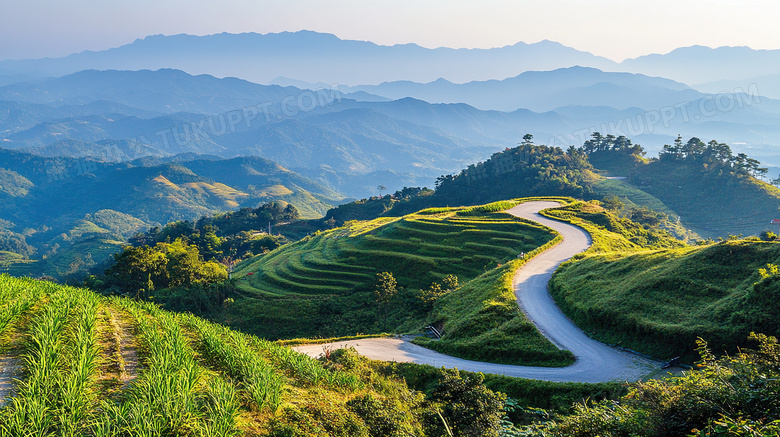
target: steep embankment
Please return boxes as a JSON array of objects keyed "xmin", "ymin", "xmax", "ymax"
[{"xmin": 550, "ymin": 239, "xmax": 780, "ymax": 361}]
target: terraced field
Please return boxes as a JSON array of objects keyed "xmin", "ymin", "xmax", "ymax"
[
  {"xmin": 234, "ymin": 203, "xmax": 556, "ymax": 298},
  {"xmin": 0, "ymin": 274, "xmax": 424, "ymax": 435}
]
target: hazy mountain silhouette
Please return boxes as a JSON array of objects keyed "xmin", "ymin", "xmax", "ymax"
[
  {"xmin": 3, "ymin": 32, "xmax": 779, "ymax": 93},
  {"xmin": 2, "ymin": 68, "xmax": 780, "ymax": 195},
  {"xmin": 0, "ymin": 69, "xmax": 306, "ymax": 114},
  {"xmin": 345, "ymin": 67, "xmax": 702, "ymax": 112},
  {"xmin": 0, "ymin": 31, "xmax": 618, "ymax": 85},
  {"xmin": 620, "ymin": 45, "xmax": 780, "ymax": 88}
]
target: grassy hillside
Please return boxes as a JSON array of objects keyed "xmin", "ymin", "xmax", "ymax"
[
  {"xmin": 629, "ymin": 158, "xmax": 780, "ymax": 238},
  {"xmin": 549, "ymin": 239, "xmax": 780, "ymax": 362},
  {"xmin": 227, "ymin": 198, "xmax": 684, "ymax": 366},
  {"xmin": 591, "ymin": 178, "xmax": 677, "ymax": 218},
  {"xmin": 228, "ymin": 200, "xmax": 576, "ymax": 366},
  {"xmin": 0, "ymin": 274, "xmax": 436, "ymax": 436},
  {"xmin": 582, "ymin": 138, "xmax": 780, "ymax": 239}
]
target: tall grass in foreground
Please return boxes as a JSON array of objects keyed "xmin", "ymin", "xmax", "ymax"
[
  {"xmin": 181, "ymin": 313, "xmax": 284, "ymax": 413},
  {"xmin": 89, "ymin": 299, "xmax": 240, "ymax": 436},
  {"xmin": 0, "ymin": 287, "xmax": 100, "ymax": 436}
]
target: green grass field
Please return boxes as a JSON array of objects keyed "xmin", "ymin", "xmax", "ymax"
[{"xmin": 549, "ymin": 239, "xmax": 780, "ymax": 362}]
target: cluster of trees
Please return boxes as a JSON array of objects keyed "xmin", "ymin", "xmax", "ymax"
[
  {"xmin": 575, "ymin": 132, "xmax": 647, "ymax": 176},
  {"xmin": 580, "ymin": 132, "xmax": 644, "ymax": 155},
  {"xmin": 323, "ymin": 187, "xmax": 435, "ymax": 226},
  {"xmin": 0, "ymin": 230, "xmax": 34, "ymax": 257},
  {"xmin": 129, "ymin": 201, "xmax": 297, "ymax": 262},
  {"xmin": 435, "ymin": 138, "xmax": 594, "ymax": 203},
  {"xmin": 660, "ymin": 135, "xmax": 767, "ymax": 178},
  {"xmin": 85, "ymin": 201, "xmax": 301, "ymax": 304},
  {"xmin": 95, "ymin": 239, "xmax": 227, "ymax": 299},
  {"xmin": 419, "ymin": 275, "xmax": 459, "ymax": 307}
]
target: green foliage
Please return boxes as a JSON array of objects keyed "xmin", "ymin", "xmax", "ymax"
[
  {"xmin": 374, "ymin": 271, "xmax": 398, "ymax": 330},
  {"xmin": 434, "ymin": 144, "xmax": 597, "ymax": 204},
  {"xmin": 0, "ymin": 274, "xmax": 432, "ymax": 435},
  {"xmin": 550, "ymin": 239, "xmax": 780, "ymax": 361},
  {"xmin": 424, "ymin": 368, "xmax": 506, "ymax": 437},
  {"xmin": 102, "ymin": 239, "xmax": 227, "ymax": 298},
  {"xmin": 419, "ymin": 275, "xmax": 459, "ymax": 307},
  {"xmin": 347, "ymin": 394, "xmax": 417, "ymax": 437},
  {"xmin": 601, "ymin": 195, "xmax": 624, "ymax": 211},
  {"xmin": 578, "ymin": 132, "xmax": 647, "ymax": 175},
  {"xmin": 523, "ymin": 334, "xmax": 780, "ymax": 437},
  {"xmin": 130, "ymin": 201, "xmax": 296, "ymax": 263},
  {"xmin": 323, "ymin": 187, "xmax": 434, "ymax": 225}
]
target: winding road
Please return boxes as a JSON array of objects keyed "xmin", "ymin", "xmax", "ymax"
[{"xmin": 294, "ymin": 201, "xmax": 661, "ymax": 382}]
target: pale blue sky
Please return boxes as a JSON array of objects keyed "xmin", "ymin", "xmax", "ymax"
[{"xmin": 1, "ymin": 0, "xmax": 778, "ymax": 61}]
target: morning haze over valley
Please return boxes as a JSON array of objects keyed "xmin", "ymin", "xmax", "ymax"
[{"xmin": 1, "ymin": 1, "xmax": 780, "ymax": 435}]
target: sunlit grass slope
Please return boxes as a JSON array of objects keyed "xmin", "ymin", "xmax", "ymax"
[
  {"xmin": 227, "ymin": 200, "xmax": 566, "ymax": 358},
  {"xmin": 0, "ymin": 274, "xmax": 427, "ymax": 436},
  {"xmin": 235, "ymin": 202, "xmax": 555, "ymax": 297},
  {"xmin": 550, "ymin": 239, "xmax": 780, "ymax": 362}
]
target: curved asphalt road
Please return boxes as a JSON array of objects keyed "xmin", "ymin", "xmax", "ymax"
[{"xmin": 295, "ymin": 201, "xmax": 661, "ymax": 382}]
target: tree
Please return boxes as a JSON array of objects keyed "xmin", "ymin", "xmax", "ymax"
[
  {"xmin": 104, "ymin": 245, "xmax": 168, "ymax": 298},
  {"xmin": 602, "ymin": 195, "xmax": 624, "ymax": 212},
  {"xmin": 427, "ymin": 369, "xmax": 506, "ymax": 437},
  {"xmin": 420, "ymin": 275, "xmax": 459, "ymax": 306},
  {"xmin": 521, "ymin": 133, "xmax": 534, "ymax": 146},
  {"xmin": 374, "ymin": 271, "xmax": 398, "ymax": 330},
  {"xmin": 378, "ymin": 185, "xmax": 387, "ymax": 197},
  {"xmin": 103, "ymin": 239, "xmax": 227, "ymax": 298}
]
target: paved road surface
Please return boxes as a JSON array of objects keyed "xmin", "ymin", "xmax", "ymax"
[{"xmin": 294, "ymin": 201, "xmax": 661, "ymax": 382}]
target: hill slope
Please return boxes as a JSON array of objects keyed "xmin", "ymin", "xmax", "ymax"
[
  {"xmin": 550, "ymin": 239, "xmax": 780, "ymax": 362},
  {"xmin": 228, "ymin": 200, "xmax": 577, "ymax": 366},
  {"xmin": 0, "ymin": 274, "xmax": 437, "ymax": 435}
]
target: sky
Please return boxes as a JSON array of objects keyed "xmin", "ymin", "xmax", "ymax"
[{"xmin": 1, "ymin": 0, "xmax": 779, "ymax": 62}]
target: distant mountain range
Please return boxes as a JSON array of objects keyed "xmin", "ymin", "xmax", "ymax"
[
  {"xmin": 2, "ymin": 68, "xmax": 780, "ymax": 192},
  {"xmin": 1, "ymin": 31, "xmax": 779, "ymax": 99},
  {"xmin": 0, "ymin": 31, "xmax": 616, "ymax": 85},
  {"xmin": 343, "ymin": 67, "xmax": 702, "ymax": 112}
]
